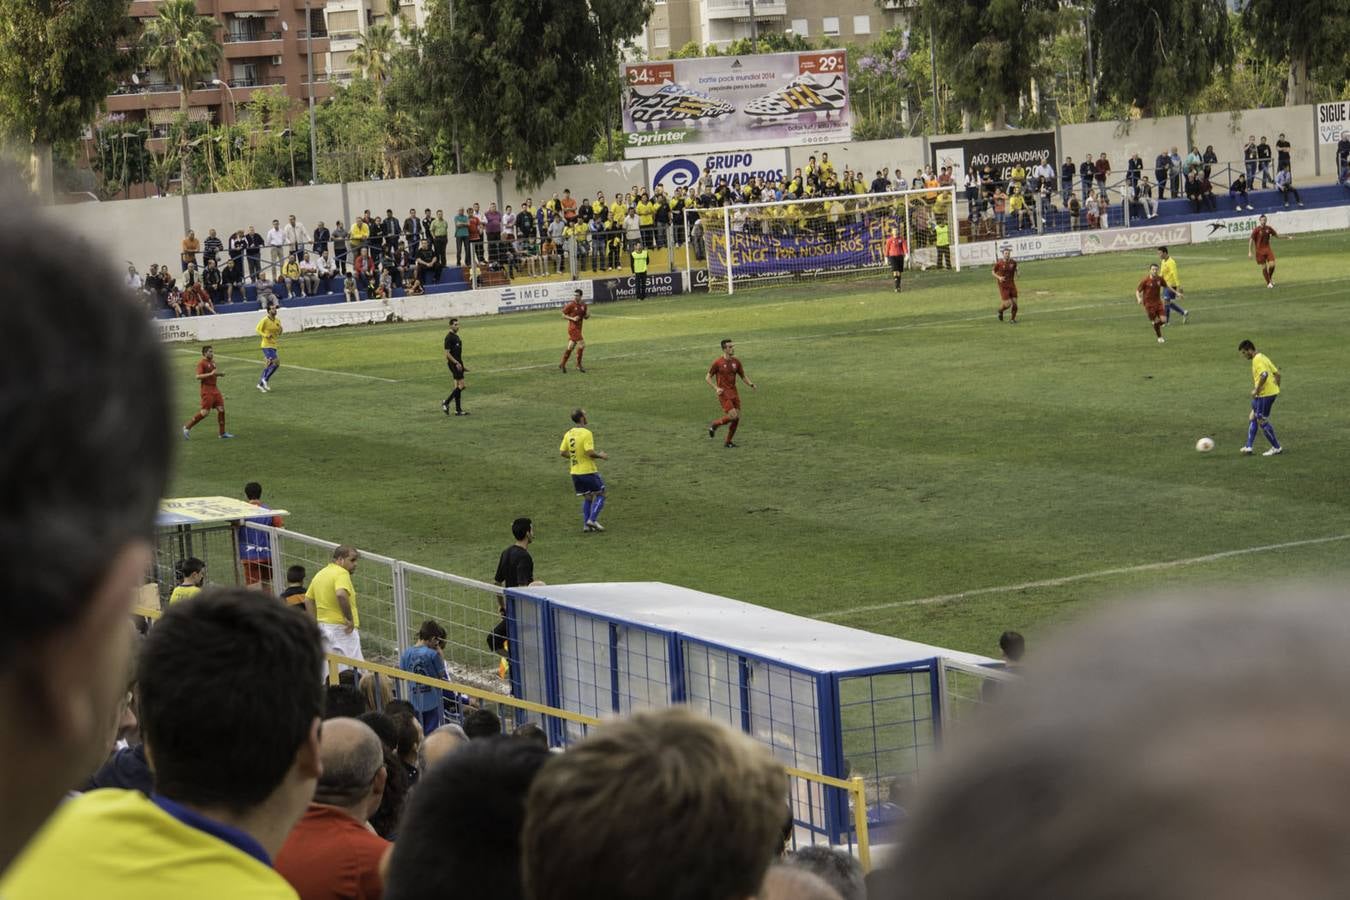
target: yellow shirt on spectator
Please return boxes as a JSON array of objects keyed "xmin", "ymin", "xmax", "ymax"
[
  {"xmin": 636, "ymin": 200, "xmax": 655, "ymax": 226},
  {"xmin": 168, "ymin": 585, "xmax": 201, "ymax": 605},
  {"xmin": 306, "ymin": 561, "xmax": 359, "ymax": 628}
]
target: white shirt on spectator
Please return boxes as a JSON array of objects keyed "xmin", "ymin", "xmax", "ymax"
[
  {"xmin": 284, "ymin": 222, "xmax": 309, "ymax": 247},
  {"xmin": 266, "ymin": 227, "xmax": 286, "ymax": 247},
  {"xmin": 125, "ymin": 272, "xmax": 143, "ymax": 290}
]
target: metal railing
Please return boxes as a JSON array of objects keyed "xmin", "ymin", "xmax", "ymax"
[
  {"xmin": 223, "ymin": 30, "xmax": 283, "ymax": 42},
  {"xmin": 229, "ymin": 75, "xmax": 287, "ymax": 88}
]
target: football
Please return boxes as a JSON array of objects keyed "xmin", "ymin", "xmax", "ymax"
[{"xmin": 1195, "ymin": 437, "xmax": 1215, "ymax": 453}]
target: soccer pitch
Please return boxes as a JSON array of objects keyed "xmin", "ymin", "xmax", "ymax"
[{"xmin": 170, "ymin": 231, "xmax": 1350, "ymax": 654}]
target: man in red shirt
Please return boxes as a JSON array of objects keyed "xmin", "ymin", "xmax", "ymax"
[
  {"xmin": 993, "ymin": 247, "xmax": 1019, "ymax": 323},
  {"xmin": 183, "ymin": 345, "xmax": 233, "ymax": 439},
  {"xmin": 885, "ymin": 226, "xmax": 908, "ymax": 293},
  {"xmin": 1136, "ymin": 262, "xmax": 1168, "ymax": 344},
  {"xmin": 1248, "ymin": 214, "xmax": 1290, "ymax": 288},
  {"xmin": 276, "ymin": 717, "xmax": 390, "ymax": 900},
  {"xmin": 559, "ymin": 289, "xmax": 590, "ymax": 373},
  {"xmin": 706, "ymin": 338, "xmax": 756, "ymax": 448}
]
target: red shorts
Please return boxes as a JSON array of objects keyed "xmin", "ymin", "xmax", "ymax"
[
  {"xmin": 999, "ymin": 283, "xmax": 1018, "ymax": 302},
  {"xmin": 1143, "ymin": 301, "xmax": 1165, "ymax": 321},
  {"xmin": 719, "ymin": 392, "xmax": 741, "ymax": 413},
  {"xmin": 567, "ymin": 326, "xmax": 583, "ymax": 342},
  {"xmin": 1255, "ymin": 248, "xmax": 1275, "ymax": 265},
  {"xmin": 200, "ymin": 388, "xmax": 224, "ymax": 410}
]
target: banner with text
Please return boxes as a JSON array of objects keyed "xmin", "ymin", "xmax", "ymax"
[
  {"xmin": 592, "ymin": 272, "xmax": 687, "ymax": 302},
  {"xmin": 1080, "ymin": 222, "xmax": 1192, "ymax": 255},
  {"xmin": 622, "ymin": 50, "xmax": 851, "ymax": 159},
  {"xmin": 1316, "ymin": 101, "xmax": 1350, "ymax": 144},
  {"xmin": 1189, "ymin": 206, "xmax": 1350, "ymax": 243},
  {"xmin": 930, "ymin": 131, "xmax": 1057, "ymax": 188},
  {"xmin": 958, "ymin": 232, "xmax": 1082, "ymax": 267},
  {"xmin": 707, "ymin": 218, "xmax": 887, "ymax": 280},
  {"xmin": 495, "ymin": 280, "xmax": 594, "ymax": 314},
  {"xmin": 650, "ymin": 149, "xmax": 789, "ymax": 194}
]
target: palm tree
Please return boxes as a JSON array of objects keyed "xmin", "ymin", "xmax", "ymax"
[
  {"xmin": 141, "ymin": 0, "xmax": 222, "ymax": 193},
  {"xmin": 349, "ymin": 23, "xmax": 395, "ymax": 99}
]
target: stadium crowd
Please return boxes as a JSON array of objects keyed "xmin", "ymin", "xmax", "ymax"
[{"xmin": 11, "ymin": 198, "xmax": 1350, "ymax": 900}]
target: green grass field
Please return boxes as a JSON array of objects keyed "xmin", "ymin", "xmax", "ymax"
[{"xmin": 170, "ymin": 231, "xmax": 1350, "ymax": 657}]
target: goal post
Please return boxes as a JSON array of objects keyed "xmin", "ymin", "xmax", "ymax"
[{"xmin": 683, "ymin": 185, "xmax": 960, "ymax": 293}]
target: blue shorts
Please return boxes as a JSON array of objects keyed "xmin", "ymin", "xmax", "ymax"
[
  {"xmin": 1162, "ymin": 287, "xmax": 1177, "ymax": 301},
  {"xmin": 262, "ymin": 348, "xmax": 278, "ymax": 361},
  {"xmin": 571, "ymin": 473, "xmax": 605, "ymax": 495},
  {"xmin": 1251, "ymin": 395, "xmax": 1277, "ymax": 418}
]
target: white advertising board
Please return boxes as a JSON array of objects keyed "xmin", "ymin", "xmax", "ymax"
[
  {"xmin": 1189, "ymin": 207, "xmax": 1350, "ymax": 244},
  {"xmin": 1316, "ymin": 101, "xmax": 1350, "ymax": 144},
  {"xmin": 649, "ymin": 149, "xmax": 789, "ymax": 194},
  {"xmin": 959, "ymin": 232, "xmax": 1083, "ymax": 267}
]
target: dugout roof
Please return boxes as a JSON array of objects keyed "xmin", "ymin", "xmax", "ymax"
[{"xmin": 511, "ymin": 581, "xmax": 996, "ymax": 674}]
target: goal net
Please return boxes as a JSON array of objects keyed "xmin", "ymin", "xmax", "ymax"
[{"xmin": 684, "ymin": 185, "xmax": 960, "ymax": 293}]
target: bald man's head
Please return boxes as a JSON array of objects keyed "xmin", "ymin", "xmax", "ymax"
[
  {"xmin": 420, "ymin": 724, "xmax": 468, "ymax": 772},
  {"xmin": 315, "ymin": 717, "xmax": 386, "ymax": 816}
]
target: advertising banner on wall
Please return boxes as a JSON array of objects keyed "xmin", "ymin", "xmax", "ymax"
[
  {"xmin": 649, "ymin": 149, "xmax": 789, "ymax": 194},
  {"xmin": 1316, "ymin": 101, "xmax": 1350, "ymax": 144},
  {"xmin": 1079, "ymin": 222, "xmax": 1192, "ymax": 255},
  {"xmin": 622, "ymin": 50, "xmax": 851, "ymax": 160},
  {"xmin": 495, "ymin": 280, "xmax": 594, "ymax": 314},
  {"xmin": 958, "ymin": 232, "xmax": 1082, "ymax": 268},
  {"xmin": 1189, "ymin": 206, "xmax": 1350, "ymax": 244},
  {"xmin": 930, "ymin": 131, "xmax": 1057, "ymax": 187},
  {"xmin": 706, "ymin": 219, "xmax": 887, "ymax": 280},
  {"xmin": 591, "ymin": 271, "xmax": 687, "ymax": 302}
]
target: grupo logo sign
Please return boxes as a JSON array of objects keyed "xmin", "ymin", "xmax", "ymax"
[{"xmin": 650, "ymin": 149, "xmax": 789, "ymax": 194}]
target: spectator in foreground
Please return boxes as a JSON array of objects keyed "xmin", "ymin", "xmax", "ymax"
[
  {"xmin": 275, "ymin": 717, "xmax": 390, "ymax": 900},
  {"xmin": 783, "ymin": 846, "xmax": 864, "ymax": 900},
  {"xmin": 0, "ymin": 212, "xmax": 170, "ymax": 874},
  {"xmin": 891, "ymin": 589, "xmax": 1350, "ymax": 900},
  {"xmin": 760, "ymin": 865, "xmax": 843, "ymax": 900},
  {"xmin": 522, "ymin": 707, "xmax": 787, "ymax": 900},
  {"xmin": 386, "ymin": 738, "xmax": 549, "ymax": 900},
  {"xmin": 463, "ymin": 705, "xmax": 502, "ymax": 739},
  {"xmin": 419, "ymin": 723, "xmax": 468, "ymax": 772},
  {"xmin": 1, "ymin": 589, "xmax": 323, "ymax": 897}
]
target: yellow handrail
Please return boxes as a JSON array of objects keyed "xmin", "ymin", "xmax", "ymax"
[{"xmin": 136, "ymin": 603, "xmax": 873, "ymax": 868}]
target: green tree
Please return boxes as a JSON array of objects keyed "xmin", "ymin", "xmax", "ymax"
[
  {"xmin": 1090, "ymin": 0, "xmax": 1232, "ymax": 117},
  {"xmin": 0, "ymin": 0, "xmax": 136, "ymax": 202},
  {"xmin": 1240, "ymin": 0, "xmax": 1350, "ymax": 105},
  {"xmin": 916, "ymin": 0, "xmax": 1061, "ymax": 128},
  {"xmin": 141, "ymin": 0, "xmax": 222, "ymax": 193},
  {"xmin": 433, "ymin": 0, "xmax": 652, "ymax": 188},
  {"xmin": 348, "ymin": 23, "xmax": 396, "ymax": 99}
]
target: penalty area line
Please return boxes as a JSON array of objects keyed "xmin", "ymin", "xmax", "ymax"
[
  {"xmin": 816, "ymin": 533, "xmax": 1350, "ymax": 620},
  {"xmin": 173, "ymin": 349, "xmax": 401, "ymax": 384}
]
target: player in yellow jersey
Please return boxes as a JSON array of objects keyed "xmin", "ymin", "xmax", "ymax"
[
  {"xmin": 1238, "ymin": 339, "xmax": 1282, "ymax": 456},
  {"xmin": 168, "ymin": 557, "xmax": 205, "ymax": 604},
  {"xmin": 255, "ymin": 303, "xmax": 283, "ymax": 392},
  {"xmin": 559, "ymin": 408, "xmax": 609, "ymax": 533},
  {"xmin": 1156, "ymin": 246, "xmax": 1189, "ymax": 324}
]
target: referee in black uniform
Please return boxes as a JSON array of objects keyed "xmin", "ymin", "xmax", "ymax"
[{"xmin": 442, "ymin": 317, "xmax": 469, "ymax": 416}]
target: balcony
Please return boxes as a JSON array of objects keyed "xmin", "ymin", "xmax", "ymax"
[
  {"xmin": 227, "ymin": 74, "xmax": 286, "ymax": 89},
  {"xmin": 704, "ymin": 0, "xmax": 787, "ymax": 19},
  {"xmin": 217, "ymin": 0, "xmax": 283, "ymax": 11},
  {"xmin": 105, "ymin": 82, "xmax": 221, "ymax": 113},
  {"xmin": 296, "ymin": 31, "xmax": 331, "ymax": 53},
  {"xmin": 224, "ymin": 34, "xmax": 283, "ymax": 57}
]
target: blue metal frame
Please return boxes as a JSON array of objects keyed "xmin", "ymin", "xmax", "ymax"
[
  {"xmin": 817, "ymin": 672, "xmax": 850, "ymax": 843},
  {"xmin": 667, "ymin": 634, "xmax": 686, "ymax": 704},
  {"xmin": 608, "ymin": 623, "xmax": 622, "ymax": 714},
  {"xmin": 738, "ymin": 656, "xmax": 752, "ymax": 733}
]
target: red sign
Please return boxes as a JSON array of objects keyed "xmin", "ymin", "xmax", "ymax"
[
  {"xmin": 798, "ymin": 52, "xmax": 845, "ymax": 76},
  {"xmin": 626, "ymin": 64, "xmax": 675, "ymax": 86}
]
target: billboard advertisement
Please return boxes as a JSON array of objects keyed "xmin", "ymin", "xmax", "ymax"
[
  {"xmin": 591, "ymin": 271, "xmax": 687, "ymax": 302},
  {"xmin": 1316, "ymin": 101, "xmax": 1350, "ymax": 144},
  {"xmin": 622, "ymin": 50, "xmax": 851, "ymax": 159},
  {"xmin": 649, "ymin": 149, "xmax": 789, "ymax": 194},
  {"xmin": 930, "ymin": 131, "xmax": 1057, "ymax": 187},
  {"xmin": 705, "ymin": 219, "xmax": 887, "ymax": 280}
]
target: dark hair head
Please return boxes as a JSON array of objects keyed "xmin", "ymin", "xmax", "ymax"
[
  {"xmin": 571, "ymin": 408, "xmax": 585, "ymax": 424},
  {"xmin": 369, "ymin": 747, "xmax": 410, "ymax": 840},
  {"xmin": 325, "ymin": 684, "xmax": 368, "ymax": 719},
  {"xmin": 176, "ymin": 557, "xmax": 205, "ymax": 580},
  {"xmin": 511, "ymin": 518, "xmax": 532, "ymax": 541},
  {"xmin": 359, "ymin": 711, "xmax": 399, "ymax": 753},
  {"xmin": 721, "ymin": 338, "xmax": 733, "ymax": 349},
  {"xmin": 385, "ymin": 738, "xmax": 550, "ymax": 900},
  {"xmin": 138, "ymin": 588, "xmax": 322, "ymax": 812},
  {"xmin": 1157, "ymin": 245, "xmax": 1169, "ymax": 255},
  {"xmin": 384, "ymin": 699, "xmax": 416, "ymax": 720},
  {"xmin": 417, "ymin": 620, "xmax": 447, "ymax": 642},
  {"xmin": 1238, "ymin": 339, "xmax": 1256, "ymax": 352},
  {"xmin": 512, "ymin": 722, "xmax": 549, "ymax": 750},
  {"xmin": 1, "ymin": 214, "xmax": 171, "ymax": 664},
  {"xmin": 286, "ymin": 564, "xmax": 306, "ymax": 584},
  {"xmin": 244, "ymin": 482, "xmax": 262, "ymax": 501},
  {"xmin": 463, "ymin": 706, "xmax": 503, "ymax": 739},
  {"xmin": 201, "ymin": 345, "xmax": 213, "ymax": 356},
  {"xmin": 390, "ymin": 709, "xmax": 421, "ymax": 758},
  {"xmin": 999, "ymin": 631, "xmax": 1026, "ymax": 662}
]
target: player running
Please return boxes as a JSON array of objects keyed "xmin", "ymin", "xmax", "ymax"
[
  {"xmin": 1136, "ymin": 263, "xmax": 1169, "ymax": 344},
  {"xmin": 1248, "ymin": 214, "xmax": 1290, "ymax": 288},
  {"xmin": 993, "ymin": 246, "xmax": 1018, "ymax": 323},
  {"xmin": 183, "ymin": 345, "xmax": 234, "ymax": 439},
  {"xmin": 559, "ymin": 408, "xmax": 609, "ymax": 532},
  {"xmin": 885, "ymin": 226, "xmax": 907, "ymax": 293},
  {"xmin": 255, "ymin": 304, "xmax": 283, "ymax": 392},
  {"xmin": 1156, "ymin": 246, "xmax": 1188, "ymax": 324},
  {"xmin": 442, "ymin": 317, "xmax": 469, "ymax": 416},
  {"xmin": 1238, "ymin": 339, "xmax": 1282, "ymax": 456},
  {"xmin": 706, "ymin": 338, "xmax": 756, "ymax": 448},
  {"xmin": 559, "ymin": 289, "xmax": 589, "ymax": 373}
]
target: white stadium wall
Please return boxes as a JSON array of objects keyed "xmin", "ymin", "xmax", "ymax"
[{"xmin": 188, "ymin": 182, "xmax": 344, "ymax": 238}]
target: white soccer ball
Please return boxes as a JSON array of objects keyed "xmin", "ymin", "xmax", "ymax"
[{"xmin": 1195, "ymin": 437, "xmax": 1215, "ymax": 453}]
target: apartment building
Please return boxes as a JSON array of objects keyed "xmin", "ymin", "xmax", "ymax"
[
  {"xmin": 639, "ymin": 0, "xmax": 911, "ymax": 58},
  {"xmin": 324, "ymin": 0, "xmax": 422, "ymax": 81},
  {"xmin": 105, "ymin": 0, "xmax": 333, "ymax": 133}
]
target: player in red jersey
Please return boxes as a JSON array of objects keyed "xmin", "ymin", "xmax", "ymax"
[
  {"xmin": 885, "ymin": 226, "xmax": 908, "ymax": 293},
  {"xmin": 1248, "ymin": 214, "xmax": 1291, "ymax": 288},
  {"xmin": 706, "ymin": 338, "xmax": 756, "ymax": 448},
  {"xmin": 1136, "ymin": 263, "xmax": 1168, "ymax": 344},
  {"xmin": 183, "ymin": 345, "xmax": 234, "ymax": 439},
  {"xmin": 993, "ymin": 246, "xmax": 1019, "ymax": 323},
  {"xmin": 559, "ymin": 288, "xmax": 590, "ymax": 373}
]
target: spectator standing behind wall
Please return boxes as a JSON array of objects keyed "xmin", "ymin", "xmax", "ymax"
[
  {"xmin": 307, "ymin": 545, "xmax": 364, "ymax": 664},
  {"xmin": 0, "ymin": 210, "xmax": 171, "ymax": 875}
]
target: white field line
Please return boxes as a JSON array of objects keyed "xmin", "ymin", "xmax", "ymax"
[
  {"xmin": 174, "ymin": 349, "xmax": 400, "ymax": 383},
  {"xmin": 816, "ymin": 533, "xmax": 1350, "ymax": 620}
]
